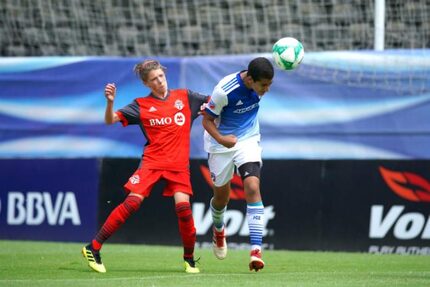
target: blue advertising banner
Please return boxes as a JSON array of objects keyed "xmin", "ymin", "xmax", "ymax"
[
  {"xmin": 0, "ymin": 159, "xmax": 99, "ymax": 241},
  {"xmin": 0, "ymin": 50, "xmax": 429, "ymax": 159}
]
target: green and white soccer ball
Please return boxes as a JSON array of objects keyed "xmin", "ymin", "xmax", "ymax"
[{"xmin": 272, "ymin": 37, "xmax": 304, "ymax": 70}]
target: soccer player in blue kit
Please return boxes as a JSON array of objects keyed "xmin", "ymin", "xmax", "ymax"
[{"xmin": 202, "ymin": 57, "xmax": 274, "ymax": 272}]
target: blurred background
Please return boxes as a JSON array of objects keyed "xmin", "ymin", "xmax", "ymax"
[
  {"xmin": 1, "ymin": 0, "xmax": 428, "ymax": 56},
  {"xmin": 0, "ymin": 0, "xmax": 429, "ymax": 254}
]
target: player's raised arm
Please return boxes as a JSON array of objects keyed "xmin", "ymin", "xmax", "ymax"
[{"xmin": 104, "ymin": 83, "xmax": 120, "ymax": 125}]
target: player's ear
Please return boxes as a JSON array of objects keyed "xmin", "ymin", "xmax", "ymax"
[
  {"xmin": 244, "ymin": 74, "xmax": 255, "ymax": 85},
  {"xmin": 243, "ymin": 73, "xmax": 253, "ymax": 84}
]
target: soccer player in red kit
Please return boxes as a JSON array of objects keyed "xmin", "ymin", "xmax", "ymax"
[{"xmin": 82, "ymin": 60, "xmax": 208, "ymax": 274}]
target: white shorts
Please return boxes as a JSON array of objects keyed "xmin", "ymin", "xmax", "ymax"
[{"xmin": 208, "ymin": 140, "xmax": 262, "ymax": 187}]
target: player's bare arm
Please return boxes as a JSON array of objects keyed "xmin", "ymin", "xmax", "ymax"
[
  {"xmin": 202, "ymin": 113, "xmax": 237, "ymax": 148},
  {"xmin": 104, "ymin": 83, "xmax": 120, "ymax": 124}
]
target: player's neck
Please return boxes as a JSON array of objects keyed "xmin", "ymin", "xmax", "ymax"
[
  {"xmin": 240, "ymin": 71, "xmax": 252, "ymax": 90},
  {"xmin": 152, "ymin": 90, "xmax": 168, "ymax": 99}
]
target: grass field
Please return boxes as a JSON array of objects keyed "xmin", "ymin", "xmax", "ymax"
[{"xmin": 0, "ymin": 240, "xmax": 429, "ymax": 287}]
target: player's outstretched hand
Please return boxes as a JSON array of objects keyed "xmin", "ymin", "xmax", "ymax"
[
  {"xmin": 220, "ymin": 134, "xmax": 237, "ymax": 148},
  {"xmin": 105, "ymin": 83, "xmax": 116, "ymax": 102}
]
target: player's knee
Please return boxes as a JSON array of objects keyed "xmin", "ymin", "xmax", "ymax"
[
  {"xmin": 212, "ymin": 184, "xmax": 231, "ymax": 206},
  {"xmin": 123, "ymin": 195, "xmax": 142, "ymax": 213},
  {"xmin": 175, "ymin": 201, "xmax": 192, "ymax": 214},
  {"xmin": 245, "ymin": 180, "xmax": 260, "ymax": 193}
]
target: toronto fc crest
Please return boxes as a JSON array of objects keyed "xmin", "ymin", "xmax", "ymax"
[{"xmin": 174, "ymin": 99, "xmax": 184, "ymax": 110}]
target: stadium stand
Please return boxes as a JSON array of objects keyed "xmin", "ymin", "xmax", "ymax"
[{"xmin": 0, "ymin": 0, "xmax": 428, "ymax": 56}]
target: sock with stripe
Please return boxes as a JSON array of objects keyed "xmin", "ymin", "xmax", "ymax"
[
  {"xmin": 247, "ymin": 201, "xmax": 265, "ymax": 251},
  {"xmin": 210, "ymin": 197, "xmax": 227, "ymax": 231},
  {"xmin": 175, "ymin": 202, "xmax": 196, "ymax": 259},
  {"xmin": 92, "ymin": 195, "xmax": 142, "ymax": 251}
]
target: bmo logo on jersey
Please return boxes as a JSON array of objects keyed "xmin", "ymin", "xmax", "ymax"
[
  {"xmin": 149, "ymin": 112, "xmax": 186, "ymax": 126},
  {"xmin": 149, "ymin": 117, "xmax": 172, "ymax": 126}
]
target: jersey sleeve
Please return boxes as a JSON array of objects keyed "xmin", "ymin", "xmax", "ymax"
[
  {"xmin": 116, "ymin": 100, "xmax": 140, "ymax": 126},
  {"xmin": 188, "ymin": 89, "xmax": 210, "ymax": 120},
  {"xmin": 205, "ymin": 85, "xmax": 227, "ymax": 118}
]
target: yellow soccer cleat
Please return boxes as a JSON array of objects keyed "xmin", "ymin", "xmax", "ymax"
[
  {"xmin": 82, "ymin": 244, "xmax": 106, "ymax": 273},
  {"xmin": 184, "ymin": 258, "xmax": 200, "ymax": 274}
]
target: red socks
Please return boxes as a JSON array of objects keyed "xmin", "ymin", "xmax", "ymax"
[
  {"xmin": 175, "ymin": 202, "xmax": 196, "ymax": 259},
  {"xmin": 91, "ymin": 197, "xmax": 195, "ymax": 259},
  {"xmin": 92, "ymin": 195, "xmax": 142, "ymax": 251}
]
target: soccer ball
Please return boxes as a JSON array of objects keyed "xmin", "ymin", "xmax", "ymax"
[{"xmin": 272, "ymin": 37, "xmax": 304, "ymax": 70}]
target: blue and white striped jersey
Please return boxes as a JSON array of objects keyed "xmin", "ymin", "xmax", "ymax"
[{"xmin": 204, "ymin": 71, "xmax": 261, "ymax": 153}]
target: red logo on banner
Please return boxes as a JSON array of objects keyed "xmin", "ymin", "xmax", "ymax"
[
  {"xmin": 199, "ymin": 165, "xmax": 245, "ymax": 200},
  {"xmin": 379, "ymin": 166, "xmax": 430, "ymax": 202}
]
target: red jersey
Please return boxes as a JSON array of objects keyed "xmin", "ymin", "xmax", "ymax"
[{"xmin": 116, "ymin": 89, "xmax": 208, "ymax": 171}]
